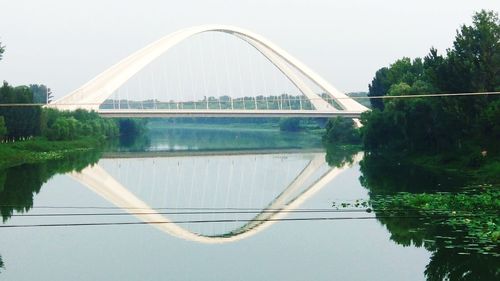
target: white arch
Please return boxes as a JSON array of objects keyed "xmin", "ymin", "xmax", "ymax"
[{"xmin": 51, "ymin": 25, "xmax": 368, "ymax": 112}]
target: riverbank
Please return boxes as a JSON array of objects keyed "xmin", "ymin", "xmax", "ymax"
[
  {"xmin": 147, "ymin": 119, "xmax": 325, "ymax": 135},
  {"xmin": 0, "ymin": 137, "xmax": 104, "ymax": 169}
]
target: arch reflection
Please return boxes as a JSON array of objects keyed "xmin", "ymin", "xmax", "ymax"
[{"xmin": 70, "ymin": 150, "xmax": 362, "ymax": 243}]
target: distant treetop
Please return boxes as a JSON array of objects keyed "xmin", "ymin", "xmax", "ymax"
[{"xmin": 0, "ymin": 41, "xmax": 5, "ymax": 61}]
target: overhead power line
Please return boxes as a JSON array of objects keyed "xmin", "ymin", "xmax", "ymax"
[
  {"xmin": 352, "ymin": 91, "xmax": 500, "ymax": 99},
  {"xmin": 7, "ymin": 208, "xmax": 498, "ymax": 218},
  {"xmin": 0, "ymin": 214, "xmax": 483, "ymax": 229}
]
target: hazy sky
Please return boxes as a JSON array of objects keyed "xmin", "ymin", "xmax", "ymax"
[{"xmin": 0, "ymin": 0, "xmax": 498, "ymax": 99}]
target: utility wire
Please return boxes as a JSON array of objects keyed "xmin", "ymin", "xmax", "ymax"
[
  {"xmin": 0, "ymin": 214, "xmax": 483, "ymax": 229},
  {"xmin": 9, "ymin": 209, "xmax": 374, "ymax": 217},
  {"xmin": 1, "ymin": 205, "xmax": 497, "ymax": 212},
  {"xmin": 5, "ymin": 207, "xmax": 497, "ymax": 217}
]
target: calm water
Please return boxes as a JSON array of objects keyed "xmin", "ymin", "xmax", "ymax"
[{"xmin": 0, "ymin": 124, "xmax": 497, "ymax": 280}]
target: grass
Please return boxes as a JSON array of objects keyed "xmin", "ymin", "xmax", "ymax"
[{"xmin": 0, "ymin": 137, "xmax": 104, "ymax": 169}]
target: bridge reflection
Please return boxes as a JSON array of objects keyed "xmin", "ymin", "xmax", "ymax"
[{"xmin": 70, "ymin": 150, "xmax": 362, "ymax": 243}]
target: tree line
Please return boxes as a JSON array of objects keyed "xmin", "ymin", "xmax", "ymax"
[
  {"xmin": 325, "ymin": 10, "xmax": 499, "ymax": 170},
  {"xmin": 1, "ymin": 40, "xmax": 145, "ymax": 143},
  {"xmin": 0, "ymin": 81, "xmax": 119, "ymax": 141}
]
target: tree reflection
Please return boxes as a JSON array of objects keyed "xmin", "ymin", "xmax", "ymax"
[
  {"xmin": 0, "ymin": 150, "xmax": 102, "ymax": 221},
  {"xmin": 106, "ymin": 133, "xmax": 151, "ymax": 152},
  {"xmin": 0, "ymin": 150, "xmax": 102, "ymax": 275},
  {"xmin": 360, "ymin": 152, "xmax": 466, "ymax": 195},
  {"xmin": 145, "ymin": 125, "xmax": 323, "ymax": 151},
  {"xmin": 323, "ymin": 144, "xmax": 359, "ymax": 168},
  {"xmin": 376, "ymin": 215, "xmax": 499, "ymax": 281},
  {"xmin": 360, "ymin": 153, "xmax": 499, "ymax": 281}
]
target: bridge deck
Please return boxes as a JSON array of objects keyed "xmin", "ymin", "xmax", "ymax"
[{"xmin": 97, "ymin": 109, "xmax": 362, "ymax": 118}]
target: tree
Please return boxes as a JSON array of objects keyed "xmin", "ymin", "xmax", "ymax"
[
  {"xmin": 423, "ymin": 48, "xmax": 447, "ymax": 91},
  {"xmin": 0, "ymin": 116, "xmax": 7, "ymax": 140},
  {"xmin": 481, "ymin": 99, "xmax": 500, "ymax": 153},
  {"xmin": 30, "ymin": 84, "xmax": 54, "ymax": 104},
  {"xmin": 368, "ymin": 67, "xmax": 390, "ymax": 110},
  {"xmin": 362, "ymin": 10, "xmax": 500, "ymax": 158},
  {"xmin": 0, "ymin": 82, "xmax": 44, "ymax": 140},
  {"xmin": 368, "ymin": 58, "xmax": 426, "ymax": 110},
  {"xmin": 0, "ymin": 41, "xmax": 4, "ymax": 61},
  {"xmin": 435, "ymin": 10, "xmax": 500, "ymax": 149},
  {"xmin": 279, "ymin": 118, "xmax": 301, "ymax": 132},
  {"xmin": 423, "ymin": 10, "xmax": 499, "ymax": 94},
  {"xmin": 118, "ymin": 118, "xmax": 146, "ymax": 137},
  {"xmin": 323, "ymin": 117, "xmax": 360, "ymax": 144},
  {"xmin": 447, "ymin": 10, "xmax": 500, "ymax": 93}
]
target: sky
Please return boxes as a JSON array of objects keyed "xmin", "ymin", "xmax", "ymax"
[{"xmin": 0, "ymin": 0, "xmax": 498, "ymax": 99}]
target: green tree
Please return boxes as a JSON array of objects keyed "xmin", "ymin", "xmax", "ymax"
[
  {"xmin": 481, "ymin": 99, "xmax": 500, "ymax": 155},
  {"xmin": 118, "ymin": 118, "xmax": 146, "ymax": 137},
  {"xmin": 443, "ymin": 10, "xmax": 500, "ymax": 93},
  {"xmin": 279, "ymin": 118, "xmax": 301, "ymax": 132},
  {"xmin": 0, "ymin": 82, "xmax": 44, "ymax": 140},
  {"xmin": 29, "ymin": 84, "xmax": 54, "ymax": 104},
  {"xmin": 0, "ymin": 41, "xmax": 4, "ymax": 61},
  {"xmin": 368, "ymin": 58, "xmax": 426, "ymax": 110},
  {"xmin": 323, "ymin": 117, "xmax": 360, "ymax": 144},
  {"xmin": 362, "ymin": 10, "xmax": 499, "ymax": 159},
  {"xmin": 0, "ymin": 116, "xmax": 7, "ymax": 140},
  {"xmin": 368, "ymin": 67, "xmax": 390, "ymax": 110}
]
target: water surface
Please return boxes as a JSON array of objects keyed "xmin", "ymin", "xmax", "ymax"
[{"xmin": 0, "ymin": 125, "xmax": 496, "ymax": 280}]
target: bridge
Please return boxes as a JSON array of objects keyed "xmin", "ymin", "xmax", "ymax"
[{"xmin": 50, "ymin": 25, "xmax": 369, "ymax": 118}]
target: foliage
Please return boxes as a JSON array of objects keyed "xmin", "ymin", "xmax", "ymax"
[
  {"xmin": 279, "ymin": 118, "xmax": 301, "ymax": 132},
  {"xmin": 117, "ymin": 118, "xmax": 147, "ymax": 137},
  {"xmin": 324, "ymin": 143, "xmax": 360, "ymax": 168},
  {"xmin": 427, "ymin": 10, "xmax": 500, "ymax": 93},
  {"xmin": 278, "ymin": 118, "xmax": 323, "ymax": 132},
  {"xmin": 367, "ymin": 57, "xmax": 428, "ymax": 110},
  {"xmin": 359, "ymin": 152, "xmax": 468, "ymax": 195},
  {"xmin": 360, "ymin": 134, "xmax": 500, "ymax": 279},
  {"xmin": 0, "ymin": 116, "xmax": 6, "ymax": 140},
  {"xmin": 0, "ymin": 41, "xmax": 4, "ymax": 61},
  {"xmin": 371, "ymin": 187, "xmax": 500, "ymax": 250},
  {"xmin": 362, "ymin": 10, "xmax": 500, "ymax": 176},
  {"xmin": 0, "ymin": 81, "xmax": 32, "ymax": 103},
  {"xmin": 0, "ymin": 137, "xmax": 104, "ymax": 169},
  {"xmin": 367, "ymin": 67, "xmax": 389, "ymax": 110},
  {"xmin": 154, "ymin": 117, "xmax": 278, "ymax": 126},
  {"xmin": 360, "ymin": 149, "xmax": 500, "ymax": 280},
  {"xmin": 0, "ymin": 82, "xmax": 122, "ymax": 141},
  {"xmin": 116, "ymin": 118, "xmax": 149, "ymax": 147},
  {"xmin": 0, "ymin": 82, "xmax": 45, "ymax": 140},
  {"xmin": 29, "ymin": 84, "xmax": 54, "ymax": 104},
  {"xmin": 43, "ymin": 109, "xmax": 118, "ymax": 141},
  {"xmin": 0, "ymin": 149, "xmax": 102, "ymax": 221},
  {"xmin": 371, "ymin": 190, "xmax": 500, "ymax": 281},
  {"xmin": 323, "ymin": 117, "xmax": 361, "ymax": 144},
  {"xmin": 145, "ymin": 120, "xmax": 323, "ymax": 151}
]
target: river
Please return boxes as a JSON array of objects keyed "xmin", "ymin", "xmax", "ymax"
[{"xmin": 0, "ymin": 122, "xmax": 497, "ymax": 280}]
